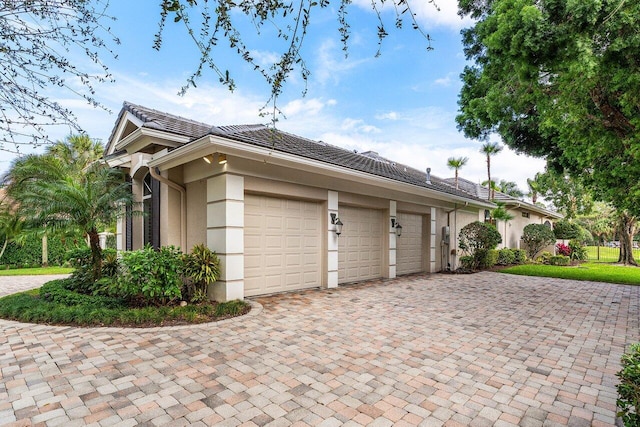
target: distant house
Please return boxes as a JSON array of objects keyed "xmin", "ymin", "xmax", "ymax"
[
  {"xmin": 105, "ymin": 102, "xmax": 495, "ymax": 300},
  {"xmin": 443, "ymin": 177, "xmax": 563, "ymax": 250}
]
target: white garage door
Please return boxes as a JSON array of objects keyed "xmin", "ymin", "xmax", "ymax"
[
  {"xmin": 338, "ymin": 206, "xmax": 383, "ymax": 284},
  {"xmin": 244, "ymin": 195, "xmax": 322, "ymax": 296},
  {"xmin": 396, "ymin": 212, "xmax": 424, "ymax": 275}
]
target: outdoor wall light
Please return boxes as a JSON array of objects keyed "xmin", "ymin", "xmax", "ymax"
[
  {"xmin": 203, "ymin": 154, "xmax": 214, "ymax": 164},
  {"xmin": 218, "ymin": 153, "xmax": 227, "ymax": 164},
  {"xmin": 330, "ymin": 213, "xmax": 343, "ymax": 236},
  {"xmin": 391, "ymin": 218, "xmax": 403, "ymax": 237}
]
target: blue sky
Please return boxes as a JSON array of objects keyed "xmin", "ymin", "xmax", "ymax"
[{"xmin": 18, "ymin": 0, "xmax": 546, "ymax": 193}]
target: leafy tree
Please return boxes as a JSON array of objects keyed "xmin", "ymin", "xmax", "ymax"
[
  {"xmin": 576, "ymin": 202, "xmax": 615, "ymax": 245},
  {"xmin": 156, "ymin": 0, "xmax": 435, "ymax": 121},
  {"xmin": 479, "ymin": 142, "xmax": 502, "ymax": 200},
  {"xmin": 457, "ymin": 0, "xmax": 640, "ymax": 264},
  {"xmin": 0, "ymin": 1, "xmax": 118, "ymax": 151},
  {"xmin": 447, "ymin": 157, "xmax": 469, "ymax": 189},
  {"xmin": 521, "ymin": 223, "xmax": 555, "ymax": 259},
  {"xmin": 553, "ymin": 219, "xmax": 580, "ymax": 240},
  {"xmin": 535, "ymin": 170, "xmax": 592, "ymax": 219},
  {"xmin": 0, "ymin": 206, "xmax": 25, "ymax": 260},
  {"xmin": 458, "ymin": 221, "xmax": 502, "ymax": 269},
  {"xmin": 616, "ymin": 211, "xmax": 637, "ymax": 266}
]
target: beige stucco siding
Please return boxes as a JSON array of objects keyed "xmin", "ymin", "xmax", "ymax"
[
  {"xmin": 186, "ymin": 180, "xmax": 207, "ymax": 250},
  {"xmin": 160, "ymin": 167, "xmax": 184, "ymax": 249}
]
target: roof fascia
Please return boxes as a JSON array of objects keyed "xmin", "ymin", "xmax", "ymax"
[
  {"xmin": 115, "ymin": 128, "xmax": 188, "ymax": 153},
  {"xmin": 149, "ymin": 135, "xmax": 495, "ymax": 209}
]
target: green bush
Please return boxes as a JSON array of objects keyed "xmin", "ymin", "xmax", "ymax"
[
  {"xmin": 549, "ymin": 255, "xmax": 570, "ymax": 266},
  {"xmin": 40, "ymin": 279, "xmax": 123, "ymax": 309},
  {"xmin": 536, "ymin": 251, "xmax": 553, "ymax": 264},
  {"xmin": 568, "ymin": 240, "xmax": 588, "ymax": 261},
  {"xmin": 108, "ymin": 246, "xmax": 184, "ymax": 306},
  {"xmin": 617, "ymin": 343, "xmax": 640, "ymax": 426},
  {"xmin": 459, "ymin": 255, "xmax": 474, "ymax": 270},
  {"xmin": 497, "ymin": 248, "xmax": 516, "ymax": 265},
  {"xmin": 553, "ymin": 219, "xmax": 580, "ymax": 240},
  {"xmin": 511, "ymin": 249, "xmax": 527, "ymax": 264},
  {"xmin": 0, "ymin": 234, "xmax": 82, "ymax": 267},
  {"xmin": 522, "ymin": 224, "xmax": 556, "ymax": 259},
  {"xmin": 458, "ymin": 221, "xmax": 502, "ymax": 270},
  {"xmin": 182, "ymin": 244, "xmax": 220, "ymax": 303}
]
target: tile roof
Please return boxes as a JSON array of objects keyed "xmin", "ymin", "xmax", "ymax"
[
  {"xmin": 442, "ymin": 177, "xmax": 562, "ymax": 218},
  {"xmin": 115, "ymin": 102, "xmax": 490, "ymax": 204}
]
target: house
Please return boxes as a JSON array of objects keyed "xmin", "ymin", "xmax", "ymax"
[
  {"xmin": 105, "ymin": 102, "xmax": 494, "ymax": 301},
  {"xmin": 442, "ymin": 177, "xmax": 563, "ymax": 250}
]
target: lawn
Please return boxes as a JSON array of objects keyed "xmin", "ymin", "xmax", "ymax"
[
  {"xmin": 0, "ymin": 266, "xmax": 74, "ymax": 276},
  {"xmin": 585, "ymin": 245, "xmax": 640, "ymax": 263},
  {"xmin": 500, "ymin": 262, "xmax": 640, "ymax": 285}
]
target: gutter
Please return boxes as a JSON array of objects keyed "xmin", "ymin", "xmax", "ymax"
[{"xmin": 148, "ymin": 166, "xmax": 187, "ymax": 251}]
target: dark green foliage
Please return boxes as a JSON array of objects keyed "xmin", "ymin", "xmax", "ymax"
[
  {"xmin": 617, "ymin": 343, "xmax": 640, "ymax": 426},
  {"xmin": 109, "ymin": 246, "xmax": 184, "ymax": 306},
  {"xmin": 568, "ymin": 240, "xmax": 588, "ymax": 262},
  {"xmin": 553, "ymin": 219, "xmax": 581, "ymax": 240},
  {"xmin": 459, "ymin": 221, "xmax": 502, "ymax": 254},
  {"xmin": 0, "ymin": 234, "xmax": 80, "ymax": 267},
  {"xmin": 536, "ymin": 251, "xmax": 553, "ymax": 264},
  {"xmin": 512, "ymin": 249, "xmax": 527, "ymax": 264},
  {"xmin": 522, "ymin": 224, "xmax": 556, "ymax": 259},
  {"xmin": 459, "ymin": 255, "xmax": 474, "ymax": 270},
  {"xmin": 101, "ymin": 249, "xmax": 119, "ymax": 278},
  {"xmin": 497, "ymin": 248, "xmax": 516, "ymax": 265},
  {"xmin": 458, "ymin": 221, "xmax": 502, "ymax": 270},
  {"xmin": 40, "ymin": 279, "xmax": 123, "ymax": 309},
  {"xmin": 182, "ymin": 244, "xmax": 220, "ymax": 303},
  {"xmin": 549, "ymin": 255, "xmax": 570, "ymax": 266}
]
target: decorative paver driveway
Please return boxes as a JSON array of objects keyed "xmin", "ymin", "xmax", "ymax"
[{"xmin": 0, "ymin": 272, "xmax": 638, "ymax": 426}]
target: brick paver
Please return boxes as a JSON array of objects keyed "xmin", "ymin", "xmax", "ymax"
[{"xmin": 0, "ymin": 272, "xmax": 638, "ymax": 425}]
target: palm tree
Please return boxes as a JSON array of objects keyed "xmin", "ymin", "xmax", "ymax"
[
  {"xmin": 5, "ymin": 141, "xmax": 134, "ymax": 281},
  {"xmin": 527, "ymin": 176, "xmax": 542, "ymax": 204},
  {"xmin": 481, "ymin": 179, "xmax": 501, "ymax": 200},
  {"xmin": 491, "ymin": 201, "xmax": 515, "ymax": 248},
  {"xmin": 446, "ymin": 156, "xmax": 469, "ymax": 189},
  {"xmin": 480, "ymin": 142, "xmax": 503, "ymax": 200},
  {"xmin": 497, "ymin": 179, "xmax": 524, "ymax": 198}
]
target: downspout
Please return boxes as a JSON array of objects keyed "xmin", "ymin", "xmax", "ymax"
[
  {"xmin": 148, "ymin": 166, "xmax": 187, "ymax": 251},
  {"xmin": 504, "ymin": 202, "xmax": 521, "ymax": 249}
]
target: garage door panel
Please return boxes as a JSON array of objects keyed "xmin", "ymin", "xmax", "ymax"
[
  {"xmin": 244, "ymin": 194, "xmax": 322, "ymax": 296},
  {"xmin": 396, "ymin": 212, "xmax": 424, "ymax": 275},
  {"xmin": 338, "ymin": 206, "xmax": 383, "ymax": 284}
]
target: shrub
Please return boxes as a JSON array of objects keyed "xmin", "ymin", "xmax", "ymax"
[
  {"xmin": 182, "ymin": 244, "xmax": 220, "ymax": 303},
  {"xmin": 511, "ymin": 249, "xmax": 527, "ymax": 264},
  {"xmin": 459, "ymin": 255, "xmax": 474, "ymax": 270},
  {"xmin": 497, "ymin": 248, "xmax": 516, "ymax": 265},
  {"xmin": 549, "ymin": 255, "xmax": 570, "ymax": 266},
  {"xmin": 617, "ymin": 343, "xmax": 640, "ymax": 426},
  {"xmin": 459, "ymin": 221, "xmax": 502, "ymax": 255},
  {"xmin": 536, "ymin": 251, "xmax": 553, "ymax": 264},
  {"xmin": 553, "ymin": 219, "xmax": 580, "ymax": 240},
  {"xmin": 522, "ymin": 224, "xmax": 556, "ymax": 259},
  {"xmin": 556, "ymin": 243, "xmax": 571, "ymax": 256},
  {"xmin": 109, "ymin": 246, "xmax": 184, "ymax": 306},
  {"xmin": 569, "ymin": 240, "xmax": 588, "ymax": 261},
  {"xmin": 65, "ymin": 247, "xmax": 95, "ymax": 294},
  {"xmin": 40, "ymin": 279, "xmax": 123, "ymax": 309}
]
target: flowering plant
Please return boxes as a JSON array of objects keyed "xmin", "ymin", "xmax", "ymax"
[{"xmin": 556, "ymin": 243, "xmax": 571, "ymax": 256}]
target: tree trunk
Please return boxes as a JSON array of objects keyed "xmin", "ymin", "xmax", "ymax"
[
  {"xmin": 617, "ymin": 213, "xmax": 637, "ymax": 266},
  {"xmin": 88, "ymin": 229, "xmax": 103, "ymax": 281},
  {"xmin": 455, "ymin": 170, "xmax": 459, "ymax": 189}
]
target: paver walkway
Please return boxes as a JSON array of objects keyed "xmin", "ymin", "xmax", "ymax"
[{"xmin": 0, "ymin": 272, "xmax": 638, "ymax": 426}]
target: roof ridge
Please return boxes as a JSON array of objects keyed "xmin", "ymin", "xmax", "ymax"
[{"xmin": 123, "ymin": 101, "xmax": 213, "ymax": 129}]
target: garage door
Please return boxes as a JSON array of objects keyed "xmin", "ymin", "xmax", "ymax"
[
  {"xmin": 396, "ymin": 212, "xmax": 424, "ymax": 275},
  {"xmin": 244, "ymin": 195, "xmax": 322, "ymax": 296},
  {"xmin": 338, "ymin": 206, "xmax": 383, "ymax": 284}
]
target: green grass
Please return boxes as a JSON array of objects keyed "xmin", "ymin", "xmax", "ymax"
[
  {"xmin": 585, "ymin": 246, "xmax": 640, "ymax": 263},
  {"xmin": 500, "ymin": 262, "xmax": 640, "ymax": 285},
  {"xmin": 0, "ymin": 279, "xmax": 251, "ymax": 327},
  {"xmin": 0, "ymin": 266, "xmax": 73, "ymax": 276}
]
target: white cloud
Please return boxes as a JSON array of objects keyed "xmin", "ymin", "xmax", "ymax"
[
  {"xmin": 433, "ymin": 72, "xmax": 455, "ymax": 87},
  {"xmin": 375, "ymin": 111, "xmax": 399, "ymax": 120},
  {"xmin": 350, "ymin": 0, "xmax": 473, "ymax": 30},
  {"xmin": 313, "ymin": 39, "xmax": 370, "ymax": 85}
]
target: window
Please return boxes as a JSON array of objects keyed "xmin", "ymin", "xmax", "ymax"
[
  {"xmin": 142, "ymin": 173, "xmax": 160, "ymax": 248},
  {"xmin": 522, "ymin": 212, "xmax": 530, "ymax": 218}
]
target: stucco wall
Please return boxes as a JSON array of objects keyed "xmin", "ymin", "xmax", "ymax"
[{"xmin": 186, "ymin": 179, "xmax": 207, "ymax": 250}]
